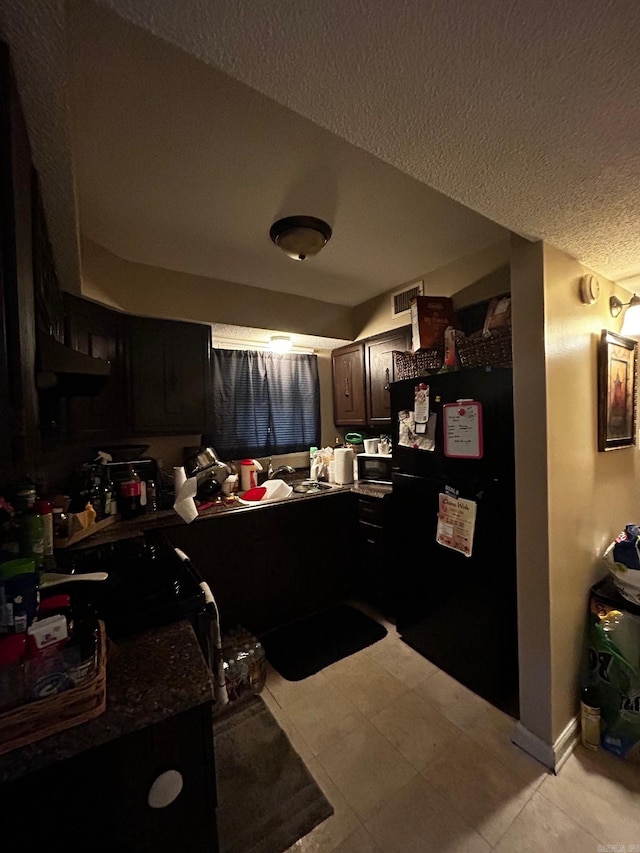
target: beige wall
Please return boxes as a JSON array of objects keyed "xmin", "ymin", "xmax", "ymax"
[
  {"xmin": 352, "ymin": 239, "xmax": 510, "ymax": 340},
  {"xmin": 513, "ymin": 235, "xmax": 640, "ymax": 749},
  {"xmin": 81, "ymin": 238, "xmax": 356, "ymax": 341}
]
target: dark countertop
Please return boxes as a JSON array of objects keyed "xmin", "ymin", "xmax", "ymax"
[
  {"xmin": 0, "ymin": 620, "xmax": 214, "ymax": 785},
  {"xmin": 62, "ymin": 480, "xmax": 359, "ymax": 551}
]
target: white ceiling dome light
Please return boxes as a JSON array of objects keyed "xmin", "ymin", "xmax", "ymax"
[{"xmin": 269, "ymin": 216, "xmax": 332, "ymax": 261}]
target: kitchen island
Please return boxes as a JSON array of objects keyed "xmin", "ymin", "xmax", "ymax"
[{"xmin": 0, "ymin": 620, "xmax": 218, "ymax": 851}]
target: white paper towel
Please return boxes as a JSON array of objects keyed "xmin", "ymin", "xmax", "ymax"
[
  {"xmin": 334, "ymin": 448, "xmax": 354, "ymax": 485},
  {"xmin": 173, "ymin": 466, "xmax": 199, "ymax": 523}
]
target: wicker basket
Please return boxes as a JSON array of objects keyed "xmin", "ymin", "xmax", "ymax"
[
  {"xmin": 0, "ymin": 620, "xmax": 107, "ymax": 756},
  {"xmin": 393, "ymin": 348, "xmax": 444, "ymax": 380},
  {"xmin": 456, "ymin": 329, "xmax": 512, "ymax": 368}
]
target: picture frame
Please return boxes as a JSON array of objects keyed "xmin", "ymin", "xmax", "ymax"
[{"xmin": 598, "ymin": 329, "xmax": 638, "ymax": 451}]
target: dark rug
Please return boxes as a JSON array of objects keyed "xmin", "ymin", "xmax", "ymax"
[
  {"xmin": 213, "ymin": 694, "xmax": 333, "ymax": 853},
  {"xmin": 259, "ymin": 603, "xmax": 388, "ymax": 681}
]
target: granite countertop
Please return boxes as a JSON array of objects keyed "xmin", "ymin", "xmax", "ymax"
[
  {"xmin": 63, "ymin": 480, "xmax": 357, "ymax": 551},
  {"xmin": 0, "ymin": 620, "xmax": 214, "ymax": 785}
]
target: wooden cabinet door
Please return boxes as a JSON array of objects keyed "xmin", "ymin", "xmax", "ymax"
[
  {"xmin": 331, "ymin": 342, "xmax": 366, "ymax": 426},
  {"xmin": 64, "ymin": 293, "xmax": 127, "ymax": 440},
  {"xmin": 365, "ymin": 327, "xmax": 411, "ymax": 427},
  {"xmin": 128, "ymin": 316, "xmax": 210, "ymax": 435}
]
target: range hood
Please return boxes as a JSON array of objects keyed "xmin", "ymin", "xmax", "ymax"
[{"xmin": 36, "ymin": 332, "xmax": 111, "ymax": 396}]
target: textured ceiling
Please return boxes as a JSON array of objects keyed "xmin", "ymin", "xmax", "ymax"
[{"xmin": 2, "ymin": 0, "xmax": 640, "ymax": 341}]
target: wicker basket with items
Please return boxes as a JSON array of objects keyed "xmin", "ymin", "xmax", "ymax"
[
  {"xmin": 0, "ymin": 556, "xmax": 106, "ymax": 754},
  {"xmin": 456, "ymin": 296, "xmax": 512, "ymax": 368},
  {"xmin": 393, "ymin": 346, "xmax": 444, "ymax": 380}
]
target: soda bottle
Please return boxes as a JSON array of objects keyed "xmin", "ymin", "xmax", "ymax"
[{"xmin": 118, "ymin": 465, "xmax": 142, "ymax": 519}]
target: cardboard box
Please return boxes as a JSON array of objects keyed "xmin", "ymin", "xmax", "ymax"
[{"xmin": 410, "ymin": 296, "xmax": 455, "ymax": 351}]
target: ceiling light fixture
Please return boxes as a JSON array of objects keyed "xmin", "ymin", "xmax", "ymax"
[
  {"xmin": 269, "ymin": 335, "xmax": 293, "ymax": 353},
  {"xmin": 610, "ymin": 294, "xmax": 640, "ymax": 336},
  {"xmin": 269, "ymin": 216, "xmax": 332, "ymax": 261}
]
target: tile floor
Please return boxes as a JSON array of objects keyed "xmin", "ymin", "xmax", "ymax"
[{"xmin": 258, "ymin": 602, "xmax": 640, "ymax": 853}]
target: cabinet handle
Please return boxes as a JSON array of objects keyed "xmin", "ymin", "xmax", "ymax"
[
  {"xmin": 148, "ymin": 769, "xmax": 184, "ymax": 808},
  {"xmin": 344, "ymin": 377, "xmax": 350, "ymax": 398},
  {"xmin": 384, "ymin": 367, "xmax": 390, "ymax": 391}
]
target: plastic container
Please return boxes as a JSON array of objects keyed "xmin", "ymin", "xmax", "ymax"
[{"xmin": 240, "ymin": 459, "xmax": 263, "ymax": 493}]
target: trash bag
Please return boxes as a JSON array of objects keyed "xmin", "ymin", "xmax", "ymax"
[{"xmin": 585, "ymin": 590, "xmax": 640, "ymax": 761}]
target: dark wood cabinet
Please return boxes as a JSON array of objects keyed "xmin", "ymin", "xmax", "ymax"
[
  {"xmin": 161, "ymin": 491, "xmax": 358, "ymax": 636},
  {"xmin": 365, "ymin": 326, "xmax": 411, "ymax": 427},
  {"xmin": 0, "ymin": 42, "xmax": 39, "ymax": 482},
  {"xmin": 128, "ymin": 315, "xmax": 210, "ymax": 435},
  {"xmin": 331, "ymin": 341, "xmax": 366, "ymax": 426},
  {"xmin": 331, "ymin": 327, "xmax": 410, "ymax": 428},
  {"xmin": 64, "ymin": 293, "xmax": 127, "ymax": 440},
  {"xmin": 355, "ymin": 494, "xmax": 394, "ymax": 617}
]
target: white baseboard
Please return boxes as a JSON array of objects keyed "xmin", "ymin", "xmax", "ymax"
[{"xmin": 512, "ymin": 716, "xmax": 579, "ymax": 773}]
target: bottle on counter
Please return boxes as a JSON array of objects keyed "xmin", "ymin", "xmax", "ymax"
[
  {"xmin": 89, "ymin": 469, "xmax": 103, "ymax": 521},
  {"xmin": 580, "ymin": 684, "xmax": 601, "ymax": 750},
  {"xmin": 52, "ymin": 507, "xmax": 69, "ymax": 541},
  {"xmin": 145, "ymin": 478, "xmax": 158, "ymax": 513},
  {"xmin": 33, "ymin": 497, "xmax": 55, "ymax": 569},
  {"xmin": 18, "ymin": 505, "xmax": 44, "ymax": 569},
  {"xmin": 118, "ymin": 465, "xmax": 142, "ymax": 519}
]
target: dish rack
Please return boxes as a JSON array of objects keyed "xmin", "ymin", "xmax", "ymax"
[{"xmin": 0, "ymin": 621, "xmax": 107, "ymax": 756}]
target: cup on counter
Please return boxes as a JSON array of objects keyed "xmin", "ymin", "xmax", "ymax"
[
  {"xmin": 363, "ymin": 439, "xmax": 378, "ymax": 454},
  {"xmin": 222, "ymin": 475, "xmax": 238, "ymax": 496}
]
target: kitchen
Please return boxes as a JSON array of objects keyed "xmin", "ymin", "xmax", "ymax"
[{"xmin": 2, "ymin": 1, "xmax": 640, "ymax": 849}]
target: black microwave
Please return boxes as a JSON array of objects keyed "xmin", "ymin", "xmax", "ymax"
[{"xmin": 356, "ymin": 452, "xmax": 393, "ymax": 484}]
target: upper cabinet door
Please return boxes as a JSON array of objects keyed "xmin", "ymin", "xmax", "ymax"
[
  {"xmin": 128, "ymin": 316, "xmax": 210, "ymax": 434},
  {"xmin": 365, "ymin": 327, "xmax": 411, "ymax": 426},
  {"xmin": 64, "ymin": 294, "xmax": 127, "ymax": 440},
  {"xmin": 332, "ymin": 342, "xmax": 367, "ymax": 426}
]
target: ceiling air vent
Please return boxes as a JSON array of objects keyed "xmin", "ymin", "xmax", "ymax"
[{"xmin": 391, "ymin": 280, "xmax": 424, "ymax": 317}]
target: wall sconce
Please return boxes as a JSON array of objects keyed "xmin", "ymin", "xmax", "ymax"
[
  {"xmin": 269, "ymin": 216, "xmax": 332, "ymax": 261},
  {"xmin": 269, "ymin": 335, "xmax": 292, "ymax": 353},
  {"xmin": 610, "ymin": 294, "xmax": 640, "ymax": 337}
]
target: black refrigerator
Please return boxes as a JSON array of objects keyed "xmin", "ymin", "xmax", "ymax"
[{"xmin": 389, "ymin": 366, "xmax": 519, "ymax": 717}]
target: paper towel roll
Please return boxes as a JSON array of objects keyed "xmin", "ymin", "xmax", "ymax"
[{"xmin": 334, "ymin": 448, "xmax": 354, "ymax": 485}]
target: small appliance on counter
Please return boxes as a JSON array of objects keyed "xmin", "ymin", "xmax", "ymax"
[{"xmin": 356, "ymin": 452, "xmax": 393, "ymax": 485}]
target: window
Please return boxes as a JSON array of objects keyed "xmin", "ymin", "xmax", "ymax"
[{"xmin": 205, "ymin": 349, "xmax": 320, "ymax": 459}]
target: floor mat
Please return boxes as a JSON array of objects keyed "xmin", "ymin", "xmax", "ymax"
[
  {"xmin": 259, "ymin": 603, "xmax": 387, "ymax": 681},
  {"xmin": 214, "ymin": 694, "xmax": 333, "ymax": 853}
]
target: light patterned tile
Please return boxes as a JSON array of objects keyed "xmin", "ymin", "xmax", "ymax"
[
  {"xmin": 285, "ymin": 759, "xmax": 361, "ymax": 853},
  {"xmin": 423, "ymin": 729, "xmax": 538, "ymax": 846},
  {"xmin": 261, "ymin": 686, "xmax": 314, "ymax": 764},
  {"xmin": 412, "ymin": 668, "xmax": 494, "ymax": 731},
  {"xmin": 366, "ymin": 634, "xmax": 439, "ymax": 688},
  {"xmin": 493, "ymin": 790, "xmax": 602, "ymax": 853},
  {"xmin": 265, "ymin": 661, "xmax": 331, "ymax": 708},
  {"xmin": 285, "ymin": 679, "xmax": 367, "ymax": 756},
  {"xmin": 326, "ymin": 654, "xmax": 409, "ymax": 717},
  {"xmin": 316, "ymin": 719, "xmax": 417, "ymax": 821},
  {"xmin": 331, "ymin": 824, "xmax": 383, "ymax": 853},
  {"xmin": 538, "ymin": 744, "xmax": 640, "ymax": 845},
  {"xmin": 465, "ymin": 702, "xmax": 548, "ymax": 787},
  {"xmin": 370, "ymin": 689, "xmax": 461, "ymax": 770},
  {"xmin": 365, "ymin": 775, "xmax": 491, "ymax": 853}
]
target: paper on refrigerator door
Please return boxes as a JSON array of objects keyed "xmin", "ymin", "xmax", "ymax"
[
  {"xmin": 173, "ymin": 466, "xmax": 199, "ymax": 523},
  {"xmin": 436, "ymin": 492, "xmax": 477, "ymax": 557}
]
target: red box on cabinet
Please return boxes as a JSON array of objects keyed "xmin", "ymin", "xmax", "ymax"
[{"xmin": 410, "ymin": 296, "xmax": 455, "ymax": 351}]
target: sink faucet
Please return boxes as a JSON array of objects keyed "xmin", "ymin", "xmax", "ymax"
[{"xmin": 268, "ymin": 465, "xmax": 296, "ymax": 479}]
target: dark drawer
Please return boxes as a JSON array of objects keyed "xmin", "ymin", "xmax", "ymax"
[{"xmin": 357, "ymin": 497, "xmax": 386, "ymax": 525}]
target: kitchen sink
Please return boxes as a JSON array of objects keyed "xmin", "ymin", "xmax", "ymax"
[{"xmin": 292, "ymin": 480, "xmax": 333, "ymax": 494}]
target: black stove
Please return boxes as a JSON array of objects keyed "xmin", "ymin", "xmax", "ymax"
[{"xmin": 52, "ymin": 536, "xmax": 211, "ymax": 661}]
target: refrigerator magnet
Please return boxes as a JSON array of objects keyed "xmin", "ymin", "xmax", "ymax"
[{"xmin": 443, "ymin": 400, "xmax": 483, "ymax": 458}]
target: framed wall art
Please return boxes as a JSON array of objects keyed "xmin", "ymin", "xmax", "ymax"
[{"xmin": 598, "ymin": 329, "xmax": 638, "ymax": 451}]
